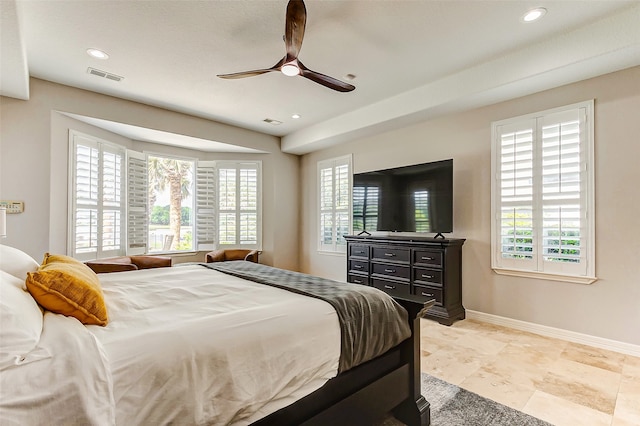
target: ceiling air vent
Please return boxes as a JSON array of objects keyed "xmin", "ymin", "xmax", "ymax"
[
  {"xmin": 87, "ymin": 67, "xmax": 123, "ymax": 82},
  {"xmin": 263, "ymin": 118, "xmax": 282, "ymax": 125}
]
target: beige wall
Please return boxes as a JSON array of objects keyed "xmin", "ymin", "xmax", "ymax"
[
  {"xmin": 299, "ymin": 67, "xmax": 640, "ymax": 346},
  {"xmin": 0, "ymin": 78, "xmax": 300, "ymax": 270}
]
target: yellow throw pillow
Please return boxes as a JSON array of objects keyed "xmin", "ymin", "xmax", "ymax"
[
  {"xmin": 41, "ymin": 252, "xmax": 82, "ymax": 266},
  {"xmin": 26, "ymin": 253, "xmax": 108, "ymax": 326}
]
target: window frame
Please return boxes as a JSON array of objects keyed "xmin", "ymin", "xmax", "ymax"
[
  {"xmin": 68, "ymin": 130, "xmax": 126, "ymax": 261},
  {"xmin": 317, "ymin": 155, "xmax": 352, "ymax": 254},
  {"xmin": 490, "ymin": 100, "xmax": 596, "ymax": 284},
  {"xmin": 68, "ymin": 131, "xmax": 262, "ymax": 258},
  {"xmin": 215, "ymin": 160, "xmax": 262, "ymax": 250}
]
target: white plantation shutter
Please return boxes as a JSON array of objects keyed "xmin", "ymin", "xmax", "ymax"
[
  {"xmin": 72, "ymin": 136, "xmax": 99, "ymax": 257},
  {"xmin": 495, "ymin": 120, "xmax": 536, "ymax": 271},
  {"xmin": 127, "ymin": 150, "xmax": 148, "ymax": 255},
  {"xmin": 539, "ymin": 108, "xmax": 587, "ymax": 275},
  {"xmin": 492, "ymin": 101, "xmax": 595, "ymax": 282},
  {"xmin": 218, "ymin": 167, "xmax": 237, "ymax": 245},
  {"xmin": 239, "ymin": 166, "xmax": 258, "ymax": 245},
  {"xmin": 195, "ymin": 161, "xmax": 216, "ymax": 250},
  {"xmin": 69, "ymin": 131, "xmax": 125, "ymax": 260},
  {"xmin": 216, "ymin": 161, "xmax": 261, "ymax": 248},
  {"xmin": 318, "ymin": 155, "xmax": 352, "ymax": 253}
]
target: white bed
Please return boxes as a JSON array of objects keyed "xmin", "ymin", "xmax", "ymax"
[
  {"xmin": 0, "ymin": 246, "xmax": 422, "ymax": 426},
  {"xmin": 90, "ymin": 265, "xmax": 341, "ymax": 425}
]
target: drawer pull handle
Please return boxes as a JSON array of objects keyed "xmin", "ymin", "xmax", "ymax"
[
  {"xmin": 422, "ymin": 274, "xmax": 434, "ymax": 279},
  {"xmin": 384, "ymin": 285, "xmax": 395, "ymax": 290},
  {"xmin": 384, "ymin": 253, "xmax": 396, "ymax": 257},
  {"xmin": 422, "ymin": 292, "xmax": 434, "ymax": 297},
  {"xmin": 422, "ymin": 256, "xmax": 433, "ymax": 261},
  {"xmin": 353, "ymin": 279, "xmax": 362, "ymax": 284},
  {"xmin": 354, "ymin": 265, "xmax": 363, "ymax": 269},
  {"xmin": 384, "ymin": 268, "xmax": 395, "ymax": 273}
]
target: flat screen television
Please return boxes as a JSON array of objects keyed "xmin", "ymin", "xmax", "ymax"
[{"xmin": 352, "ymin": 159, "xmax": 453, "ymax": 236}]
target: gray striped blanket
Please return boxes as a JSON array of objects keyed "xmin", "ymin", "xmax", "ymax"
[{"xmin": 202, "ymin": 261, "xmax": 411, "ymax": 373}]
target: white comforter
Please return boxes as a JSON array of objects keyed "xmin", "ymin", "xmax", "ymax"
[
  {"xmin": 2, "ymin": 265, "xmax": 341, "ymax": 425},
  {"xmin": 0, "ymin": 313, "xmax": 115, "ymax": 425}
]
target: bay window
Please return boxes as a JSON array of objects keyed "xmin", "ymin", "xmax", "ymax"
[{"xmin": 68, "ymin": 130, "xmax": 261, "ymax": 259}]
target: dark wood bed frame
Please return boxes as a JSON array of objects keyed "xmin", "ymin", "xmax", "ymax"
[{"xmin": 253, "ymin": 299, "xmax": 432, "ymax": 426}]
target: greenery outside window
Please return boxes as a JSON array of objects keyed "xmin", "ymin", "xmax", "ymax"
[{"xmin": 147, "ymin": 155, "xmax": 195, "ymax": 252}]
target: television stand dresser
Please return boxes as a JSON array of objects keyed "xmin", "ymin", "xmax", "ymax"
[{"xmin": 345, "ymin": 235, "xmax": 465, "ymax": 325}]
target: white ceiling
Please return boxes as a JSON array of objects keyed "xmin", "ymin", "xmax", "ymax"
[{"xmin": 2, "ymin": 0, "xmax": 639, "ymax": 154}]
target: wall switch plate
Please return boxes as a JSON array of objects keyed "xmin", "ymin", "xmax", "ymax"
[{"xmin": 0, "ymin": 200, "xmax": 24, "ymax": 214}]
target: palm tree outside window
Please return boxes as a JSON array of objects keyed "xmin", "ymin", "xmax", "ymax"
[{"xmin": 147, "ymin": 156, "xmax": 194, "ymax": 252}]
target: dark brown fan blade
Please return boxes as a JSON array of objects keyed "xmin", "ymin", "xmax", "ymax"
[
  {"xmin": 217, "ymin": 57, "xmax": 286, "ymax": 79},
  {"xmin": 285, "ymin": 0, "xmax": 306, "ymax": 60},
  {"xmin": 217, "ymin": 69, "xmax": 277, "ymax": 79},
  {"xmin": 298, "ymin": 60, "xmax": 355, "ymax": 92}
]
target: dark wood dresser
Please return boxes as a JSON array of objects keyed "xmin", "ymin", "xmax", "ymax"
[{"xmin": 345, "ymin": 235, "xmax": 465, "ymax": 325}]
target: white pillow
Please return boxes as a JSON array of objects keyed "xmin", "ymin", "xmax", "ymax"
[
  {"xmin": 0, "ymin": 271, "xmax": 44, "ymax": 370},
  {"xmin": 0, "ymin": 244, "xmax": 40, "ymax": 286}
]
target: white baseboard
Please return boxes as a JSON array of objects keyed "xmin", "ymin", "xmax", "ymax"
[{"xmin": 465, "ymin": 310, "xmax": 640, "ymax": 357}]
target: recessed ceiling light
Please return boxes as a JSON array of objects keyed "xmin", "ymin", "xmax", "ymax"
[
  {"xmin": 87, "ymin": 48, "xmax": 109, "ymax": 59},
  {"xmin": 522, "ymin": 7, "xmax": 547, "ymax": 23},
  {"xmin": 291, "ymin": 114, "xmax": 301, "ymax": 119}
]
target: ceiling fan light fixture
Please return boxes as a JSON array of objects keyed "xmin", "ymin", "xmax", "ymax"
[
  {"xmin": 281, "ymin": 63, "xmax": 300, "ymax": 77},
  {"xmin": 217, "ymin": 0, "xmax": 354, "ymax": 92}
]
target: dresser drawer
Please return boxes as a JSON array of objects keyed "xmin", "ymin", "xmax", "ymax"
[
  {"xmin": 349, "ymin": 244, "xmax": 369, "ymax": 258},
  {"xmin": 372, "ymin": 279, "xmax": 410, "ymax": 299},
  {"xmin": 412, "ymin": 284, "xmax": 443, "ymax": 306},
  {"xmin": 349, "ymin": 260, "xmax": 369, "ymax": 274},
  {"xmin": 371, "ymin": 247, "xmax": 410, "ymax": 263},
  {"xmin": 372, "ymin": 263, "xmax": 410, "ymax": 280},
  {"xmin": 348, "ymin": 274, "xmax": 369, "ymax": 286},
  {"xmin": 414, "ymin": 268, "xmax": 443, "ymax": 286},
  {"xmin": 413, "ymin": 250, "xmax": 443, "ymax": 268}
]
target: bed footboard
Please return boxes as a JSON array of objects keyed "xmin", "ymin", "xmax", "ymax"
[{"xmin": 253, "ymin": 299, "xmax": 432, "ymax": 426}]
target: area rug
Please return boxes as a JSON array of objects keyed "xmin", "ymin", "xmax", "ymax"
[{"xmin": 420, "ymin": 373, "xmax": 552, "ymax": 426}]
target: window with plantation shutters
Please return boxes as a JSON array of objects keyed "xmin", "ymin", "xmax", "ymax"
[
  {"xmin": 318, "ymin": 155, "xmax": 352, "ymax": 253},
  {"xmin": 69, "ymin": 131, "xmax": 262, "ymax": 258},
  {"xmin": 127, "ymin": 150, "xmax": 148, "ymax": 255},
  {"xmin": 69, "ymin": 131, "xmax": 125, "ymax": 260},
  {"xmin": 216, "ymin": 161, "xmax": 261, "ymax": 248},
  {"xmin": 491, "ymin": 101, "xmax": 596, "ymax": 284},
  {"xmin": 195, "ymin": 161, "xmax": 216, "ymax": 250}
]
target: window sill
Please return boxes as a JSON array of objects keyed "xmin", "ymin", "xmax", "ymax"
[
  {"xmin": 318, "ymin": 250, "xmax": 346, "ymax": 257},
  {"xmin": 492, "ymin": 267, "xmax": 598, "ymax": 285},
  {"xmin": 148, "ymin": 251, "xmax": 198, "ymax": 257}
]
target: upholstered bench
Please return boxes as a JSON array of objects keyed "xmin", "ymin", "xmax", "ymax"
[{"xmin": 85, "ymin": 255, "xmax": 172, "ymax": 274}]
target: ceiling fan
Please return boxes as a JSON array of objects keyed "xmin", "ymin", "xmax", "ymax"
[{"xmin": 217, "ymin": 0, "xmax": 355, "ymax": 93}]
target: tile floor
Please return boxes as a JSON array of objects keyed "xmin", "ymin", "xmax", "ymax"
[{"xmin": 420, "ymin": 318, "xmax": 640, "ymax": 426}]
